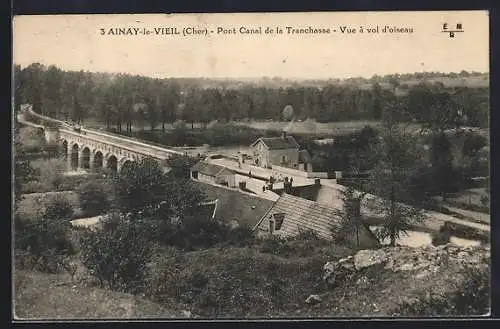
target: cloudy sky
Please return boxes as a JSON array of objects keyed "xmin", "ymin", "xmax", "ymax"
[{"xmin": 13, "ymin": 11, "xmax": 489, "ymax": 79}]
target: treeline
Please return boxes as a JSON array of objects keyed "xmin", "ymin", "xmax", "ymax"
[{"xmin": 14, "ymin": 63, "xmax": 489, "ymax": 132}]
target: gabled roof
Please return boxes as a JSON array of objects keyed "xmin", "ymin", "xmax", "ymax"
[
  {"xmin": 299, "ymin": 149, "xmax": 312, "ymax": 163},
  {"xmin": 254, "ymin": 193, "xmax": 343, "ymax": 240},
  {"xmin": 251, "ymin": 136, "xmax": 300, "ymax": 150},
  {"xmin": 191, "ymin": 161, "xmax": 234, "ymax": 177},
  {"xmin": 191, "ymin": 180, "xmax": 275, "ymax": 227}
]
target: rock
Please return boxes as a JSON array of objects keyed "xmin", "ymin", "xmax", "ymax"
[
  {"xmin": 415, "ymin": 269, "xmax": 431, "ymax": 279},
  {"xmin": 305, "ymin": 294, "xmax": 322, "ymax": 305},
  {"xmin": 354, "ymin": 249, "xmax": 388, "ymax": 270},
  {"xmin": 181, "ymin": 310, "xmax": 192, "ymax": 318},
  {"xmin": 396, "ymin": 263, "xmax": 414, "ymax": 272}
]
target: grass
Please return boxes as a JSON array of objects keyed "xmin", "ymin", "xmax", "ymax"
[
  {"xmin": 16, "ymin": 191, "xmax": 81, "ymax": 222},
  {"xmin": 13, "ymin": 270, "xmax": 185, "ymax": 319}
]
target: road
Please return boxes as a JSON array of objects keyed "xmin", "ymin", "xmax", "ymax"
[{"xmin": 444, "ymin": 205, "xmax": 490, "ymax": 224}]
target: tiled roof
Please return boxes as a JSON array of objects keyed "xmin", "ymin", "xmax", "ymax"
[
  {"xmin": 299, "ymin": 149, "xmax": 312, "ymax": 163},
  {"xmin": 251, "ymin": 136, "xmax": 300, "ymax": 150},
  {"xmin": 191, "ymin": 180, "xmax": 275, "ymax": 227},
  {"xmin": 255, "ymin": 193, "xmax": 343, "ymax": 240},
  {"xmin": 191, "ymin": 161, "xmax": 233, "ymax": 177}
]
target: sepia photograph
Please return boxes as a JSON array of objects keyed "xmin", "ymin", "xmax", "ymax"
[{"xmin": 12, "ymin": 11, "xmax": 490, "ymax": 320}]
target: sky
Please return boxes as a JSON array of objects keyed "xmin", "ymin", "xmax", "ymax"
[{"xmin": 13, "ymin": 11, "xmax": 489, "ymax": 79}]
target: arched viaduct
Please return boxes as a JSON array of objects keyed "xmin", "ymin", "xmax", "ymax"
[{"xmin": 55, "ymin": 128, "xmax": 184, "ymax": 173}]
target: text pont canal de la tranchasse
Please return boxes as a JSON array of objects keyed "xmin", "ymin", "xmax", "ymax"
[{"xmin": 100, "ymin": 25, "xmax": 414, "ymax": 36}]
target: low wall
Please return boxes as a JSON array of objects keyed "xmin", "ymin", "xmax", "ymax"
[{"xmin": 271, "ymin": 164, "xmax": 330, "ymax": 179}]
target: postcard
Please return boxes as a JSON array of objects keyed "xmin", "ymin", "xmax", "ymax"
[{"xmin": 12, "ymin": 11, "xmax": 490, "ymax": 320}]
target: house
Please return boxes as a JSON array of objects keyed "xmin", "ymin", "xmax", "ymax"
[
  {"xmin": 249, "ymin": 131, "xmax": 313, "ymax": 172},
  {"xmin": 190, "ymin": 161, "xmax": 236, "ymax": 188},
  {"xmin": 253, "ymin": 193, "xmax": 380, "ymax": 249},
  {"xmin": 191, "ymin": 180, "xmax": 275, "ymax": 228}
]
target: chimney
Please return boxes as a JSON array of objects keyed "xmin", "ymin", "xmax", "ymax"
[{"xmin": 282, "ymin": 131, "xmax": 286, "ymax": 139}]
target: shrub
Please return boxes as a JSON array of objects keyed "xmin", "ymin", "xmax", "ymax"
[
  {"xmin": 42, "ymin": 194, "xmax": 75, "ymax": 221},
  {"xmin": 36, "ymin": 158, "xmax": 66, "ymax": 191},
  {"xmin": 76, "ymin": 179, "xmax": 113, "ymax": 217},
  {"xmin": 224, "ymin": 226, "xmax": 256, "ymax": 247},
  {"xmin": 393, "ymin": 266, "xmax": 490, "ymax": 316},
  {"xmin": 173, "ymin": 216, "xmax": 230, "ymax": 250},
  {"xmin": 79, "ymin": 219, "xmax": 156, "ymax": 293},
  {"xmin": 14, "ymin": 212, "xmax": 75, "ymax": 274},
  {"xmin": 259, "ymin": 235, "xmax": 291, "ymax": 255},
  {"xmin": 431, "ymin": 225, "xmax": 451, "ymax": 246}
]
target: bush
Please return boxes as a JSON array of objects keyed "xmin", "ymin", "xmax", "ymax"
[
  {"xmin": 431, "ymin": 224, "xmax": 451, "ymax": 246},
  {"xmin": 42, "ymin": 195, "xmax": 75, "ymax": 221},
  {"xmin": 172, "ymin": 216, "xmax": 230, "ymax": 250},
  {"xmin": 393, "ymin": 266, "xmax": 490, "ymax": 316},
  {"xmin": 35, "ymin": 158, "xmax": 66, "ymax": 191},
  {"xmin": 76, "ymin": 179, "xmax": 113, "ymax": 217},
  {"xmin": 259, "ymin": 235, "xmax": 291, "ymax": 255},
  {"xmin": 79, "ymin": 219, "xmax": 156, "ymax": 293},
  {"xmin": 224, "ymin": 226, "xmax": 256, "ymax": 247},
  {"xmin": 14, "ymin": 213, "xmax": 76, "ymax": 274}
]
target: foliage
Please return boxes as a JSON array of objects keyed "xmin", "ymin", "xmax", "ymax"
[
  {"xmin": 224, "ymin": 226, "xmax": 256, "ymax": 247},
  {"xmin": 333, "ymin": 186, "xmax": 367, "ymax": 248},
  {"xmin": 368, "ymin": 104, "xmax": 426, "ymax": 246},
  {"xmin": 42, "ymin": 194, "xmax": 75, "ymax": 221},
  {"xmin": 165, "ymin": 154, "xmax": 201, "ymax": 179},
  {"xmin": 15, "ymin": 63, "xmax": 489, "ymax": 131},
  {"xmin": 394, "ymin": 266, "xmax": 490, "ymax": 316},
  {"xmin": 35, "ymin": 158, "xmax": 67, "ymax": 191},
  {"xmin": 143, "ymin": 246, "xmax": 337, "ymax": 317},
  {"xmin": 14, "ymin": 126, "xmax": 36, "ymax": 205},
  {"xmin": 112, "ymin": 157, "xmax": 171, "ymax": 214},
  {"xmin": 14, "ymin": 197, "xmax": 76, "ymax": 273},
  {"xmin": 76, "ymin": 179, "xmax": 113, "ymax": 217},
  {"xmin": 431, "ymin": 224, "xmax": 452, "ymax": 246},
  {"xmin": 79, "ymin": 218, "xmax": 156, "ymax": 293}
]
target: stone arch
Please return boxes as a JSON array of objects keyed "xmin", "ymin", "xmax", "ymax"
[
  {"xmin": 106, "ymin": 154, "xmax": 118, "ymax": 173},
  {"xmin": 71, "ymin": 143, "xmax": 79, "ymax": 170},
  {"xmin": 119, "ymin": 157, "xmax": 135, "ymax": 171},
  {"xmin": 93, "ymin": 151, "xmax": 104, "ymax": 171},
  {"xmin": 80, "ymin": 146, "xmax": 91, "ymax": 169}
]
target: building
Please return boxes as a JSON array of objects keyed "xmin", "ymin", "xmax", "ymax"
[
  {"xmin": 191, "ymin": 180, "xmax": 275, "ymax": 228},
  {"xmin": 190, "ymin": 161, "xmax": 236, "ymax": 187},
  {"xmin": 249, "ymin": 131, "xmax": 313, "ymax": 172},
  {"xmin": 253, "ymin": 193, "xmax": 380, "ymax": 249}
]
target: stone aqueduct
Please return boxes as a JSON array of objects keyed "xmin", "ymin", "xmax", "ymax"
[
  {"xmin": 46, "ymin": 127, "xmax": 184, "ymax": 173},
  {"xmin": 21, "ymin": 106, "xmax": 184, "ymax": 173},
  {"xmin": 59, "ymin": 129, "xmax": 142, "ymax": 172}
]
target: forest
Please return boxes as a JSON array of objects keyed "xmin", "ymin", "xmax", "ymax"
[{"xmin": 14, "ymin": 63, "xmax": 489, "ymax": 133}]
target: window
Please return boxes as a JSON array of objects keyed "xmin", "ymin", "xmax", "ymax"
[
  {"xmin": 192, "ymin": 171, "xmax": 198, "ymax": 179},
  {"xmin": 281, "ymin": 155, "xmax": 286, "ymax": 163},
  {"xmin": 273, "ymin": 213, "xmax": 285, "ymax": 230},
  {"xmin": 269, "ymin": 220, "xmax": 275, "ymax": 234}
]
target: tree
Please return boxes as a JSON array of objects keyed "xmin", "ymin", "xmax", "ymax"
[
  {"xmin": 77, "ymin": 179, "xmax": 113, "ymax": 216},
  {"xmin": 334, "ymin": 185, "xmax": 367, "ymax": 248},
  {"xmin": 79, "ymin": 217, "xmax": 156, "ymax": 292},
  {"xmin": 429, "ymin": 132, "xmax": 454, "ymax": 199},
  {"xmin": 112, "ymin": 157, "xmax": 170, "ymax": 214},
  {"xmin": 368, "ymin": 103, "xmax": 426, "ymax": 246},
  {"xmin": 165, "ymin": 154, "xmax": 201, "ymax": 179},
  {"xmin": 13, "ymin": 126, "xmax": 36, "ymax": 205}
]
